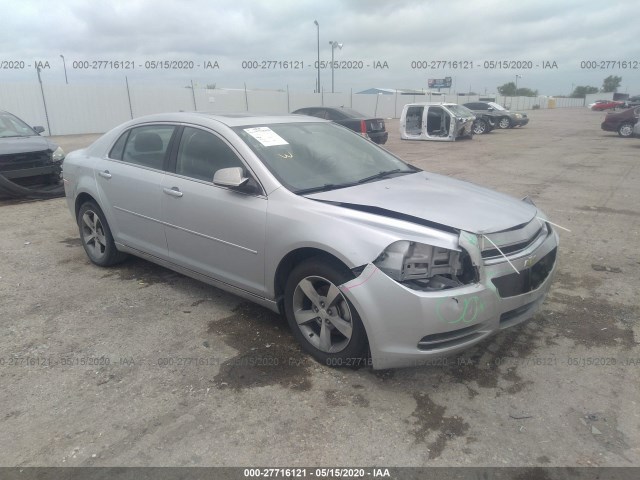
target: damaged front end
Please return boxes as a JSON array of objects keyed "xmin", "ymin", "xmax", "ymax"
[{"xmin": 339, "ymin": 217, "xmax": 559, "ymax": 370}]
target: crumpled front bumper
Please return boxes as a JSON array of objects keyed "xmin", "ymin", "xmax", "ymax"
[{"xmin": 339, "ymin": 227, "xmax": 558, "ymax": 369}]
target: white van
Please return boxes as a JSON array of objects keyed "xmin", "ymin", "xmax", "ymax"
[{"xmin": 400, "ymin": 102, "xmax": 475, "ymax": 141}]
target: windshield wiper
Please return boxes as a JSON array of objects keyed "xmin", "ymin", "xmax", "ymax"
[
  {"xmin": 296, "ymin": 183, "xmax": 345, "ymax": 195},
  {"xmin": 357, "ymin": 169, "xmax": 412, "ymax": 184}
]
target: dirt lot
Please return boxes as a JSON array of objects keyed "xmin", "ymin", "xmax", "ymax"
[{"xmin": 0, "ymin": 108, "xmax": 638, "ymax": 467}]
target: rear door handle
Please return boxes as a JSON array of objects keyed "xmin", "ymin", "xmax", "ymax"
[
  {"xmin": 98, "ymin": 170, "xmax": 112, "ymax": 179},
  {"xmin": 163, "ymin": 187, "xmax": 183, "ymax": 198}
]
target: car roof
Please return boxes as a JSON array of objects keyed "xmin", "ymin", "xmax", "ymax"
[
  {"xmin": 126, "ymin": 111, "xmax": 328, "ymax": 127},
  {"xmin": 404, "ymin": 102, "xmax": 459, "ymax": 107}
]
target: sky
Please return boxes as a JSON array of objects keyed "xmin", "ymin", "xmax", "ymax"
[{"xmin": 1, "ymin": 0, "xmax": 639, "ymax": 96}]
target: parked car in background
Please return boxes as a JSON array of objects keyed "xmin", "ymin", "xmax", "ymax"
[
  {"xmin": 292, "ymin": 106, "xmax": 388, "ymax": 144},
  {"xmin": 623, "ymin": 96, "xmax": 640, "ymax": 108},
  {"xmin": 459, "ymin": 105, "xmax": 495, "ymax": 134},
  {"xmin": 63, "ymin": 112, "xmax": 558, "ymax": 369},
  {"xmin": 400, "ymin": 103, "xmax": 475, "ymax": 141},
  {"xmin": 0, "ymin": 110, "xmax": 65, "ymax": 187},
  {"xmin": 589, "ymin": 100, "xmax": 625, "ymax": 111},
  {"xmin": 463, "ymin": 102, "xmax": 529, "ymax": 129},
  {"xmin": 600, "ymin": 106, "xmax": 640, "ymax": 137}
]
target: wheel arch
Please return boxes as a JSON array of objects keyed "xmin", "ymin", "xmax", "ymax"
[
  {"xmin": 74, "ymin": 191, "xmax": 100, "ymax": 222},
  {"xmin": 273, "ymin": 247, "xmax": 355, "ymax": 313}
]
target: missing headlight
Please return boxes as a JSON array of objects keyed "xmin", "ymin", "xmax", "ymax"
[{"xmin": 373, "ymin": 240, "xmax": 477, "ymax": 291}]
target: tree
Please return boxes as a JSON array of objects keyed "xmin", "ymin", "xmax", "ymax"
[
  {"xmin": 571, "ymin": 85, "xmax": 598, "ymax": 98},
  {"xmin": 515, "ymin": 87, "xmax": 538, "ymax": 97},
  {"xmin": 497, "ymin": 82, "xmax": 516, "ymax": 96},
  {"xmin": 601, "ymin": 75, "xmax": 622, "ymax": 93}
]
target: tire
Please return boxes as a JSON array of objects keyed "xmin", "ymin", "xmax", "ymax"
[
  {"xmin": 472, "ymin": 119, "xmax": 488, "ymax": 135},
  {"xmin": 498, "ymin": 117, "xmax": 512, "ymax": 129},
  {"xmin": 77, "ymin": 201, "xmax": 127, "ymax": 266},
  {"xmin": 284, "ymin": 257, "xmax": 368, "ymax": 367},
  {"xmin": 618, "ymin": 122, "xmax": 634, "ymax": 138}
]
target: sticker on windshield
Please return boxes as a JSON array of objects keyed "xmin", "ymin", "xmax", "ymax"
[{"xmin": 243, "ymin": 127, "xmax": 289, "ymax": 146}]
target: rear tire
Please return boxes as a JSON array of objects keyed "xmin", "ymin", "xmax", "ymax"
[
  {"xmin": 77, "ymin": 201, "xmax": 127, "ymax": 267},
  {"xmin": 284, "ymin": 258, "xmax": 368, "ymax": 367},
  {"xmin": 472, "ymin": 119, "xmax": 488, "ymax": 135}
]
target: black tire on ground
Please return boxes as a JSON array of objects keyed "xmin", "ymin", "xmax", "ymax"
[
  {"xmin": 617, "ymin": 122, "xmax": 634, "ymax": 138},
  {"xmin": 284, "ymin": 257, "xmax": 368, "ymax": 367},
  {"xmin": 498, "ymin": 117, "xmax": 512, "ymax": 129},
  {"xmin": 77, "ymin": 201, "xmax": 127, "ymax": 267},
  {"xmin": 473, "ymin": 119, "xmax": 488, "ymax": 135}
]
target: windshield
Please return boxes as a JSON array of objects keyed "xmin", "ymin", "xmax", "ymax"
[
  {"xmin": 487, "ymin": 102, "xmax": 507, "ymax": 111},
  {"xmin": 234, "ymin": 122, "xmax": 417, "ymax": 193},
  {"xmin": 0, "ymin": 113, "xmax": 38, "ymax": 138},
  {"xmin": 446, "ymin": 105, "xmax": 474, "ymax": 117}
]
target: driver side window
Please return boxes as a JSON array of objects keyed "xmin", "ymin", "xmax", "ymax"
[{"xmin": 176, "ymin": 127, "xmax": 244, "ymax": 182}]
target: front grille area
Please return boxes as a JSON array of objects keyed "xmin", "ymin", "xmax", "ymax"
[
  {"xmin": 0, "ymin": 150, "xmax": 51, "ymax": 172},
  {"xmin": 481, "ymin": 220, "xmax": 547, "ymax": 260},
  {"xmin": 492, "ymin": 248, "xmax": 557, "ymax": 298}
]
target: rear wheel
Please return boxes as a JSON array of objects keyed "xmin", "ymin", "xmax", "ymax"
[
  {"xmin": 618, "ymin": 122, "xmax": 634, "ymax": 137},
  {"xmin": 77, "ymin": 201, "xmax": 127, "ymax": 266},
  {"xmin": 472, "ymin": 119, "xmax": 488, "ymax": 135},
  {"xmin": 284, "ymin": 258, "xmax": 368, "ymax": 366}
]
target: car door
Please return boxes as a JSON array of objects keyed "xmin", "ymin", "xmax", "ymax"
[
  {"xmin": 94, "ymin": 124, "xmax": 177, "ymax": 260},
  {"xmin": 161, "ymin": 126, "xmax": 268, "ymax": 296}
]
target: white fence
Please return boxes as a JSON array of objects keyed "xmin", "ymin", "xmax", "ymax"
[{"xmin": 0, "ymin": 82, "xmax": 586, "ymax": 136}]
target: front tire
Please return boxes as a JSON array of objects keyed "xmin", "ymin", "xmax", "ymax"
[
  {"xmin": 284, "ymin": 258, "xmax": 368, "ymax": 367},
  {"xmin": 618, "ymin": 122, "xmax": 634, "ymax": 137},
  {"xmin": 498, "ymin": 117, "xmax": 512, "ymax": 129},
  {"xmin": 77, "ymin": 201, "xmax": 127, "ymax": 266}
]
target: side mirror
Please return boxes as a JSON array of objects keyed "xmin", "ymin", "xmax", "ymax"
[
  {"xmin": 33, "ymin": 126, "xmax": 45, "ymax": 134},
  {"xmin": 213, "ymin": 167, "xmax": 249, "ymax": 188},
  {"xmin": 486, "ymin": 107, "xmax": 494, "ymax": 111}
]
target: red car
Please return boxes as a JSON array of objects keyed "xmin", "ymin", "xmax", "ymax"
[{"xmin": 589, "ymin": 100, "xmax": 625, "ymax": 111}]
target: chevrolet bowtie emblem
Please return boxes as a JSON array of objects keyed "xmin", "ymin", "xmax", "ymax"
[
  {"xmin": 278, "ymin": 152, "xmax": 293, "ymax": 159},
  {"xmin": 523, "ymin": 255, "xmax": 537, "ymax": 268}
]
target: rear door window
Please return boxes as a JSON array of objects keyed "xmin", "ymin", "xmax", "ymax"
[{"xmin": 114, "ymin": 125, "xmax": 176, "ymax": 170}]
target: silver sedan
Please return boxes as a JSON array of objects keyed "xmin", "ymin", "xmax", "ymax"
[{"xmin": 63, "ymin": 112, "xmax": 559, "ymax": 369}]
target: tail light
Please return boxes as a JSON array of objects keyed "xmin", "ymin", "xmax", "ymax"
[{"xmin": 360, "ymin": 120, "xmax": 367, "ymax": 137}]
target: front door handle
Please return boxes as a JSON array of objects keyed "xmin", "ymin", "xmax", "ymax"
[
  {"xmin": 98, "ymin": 170, "xmax": 112, "ymax": 179},
  {"xmin": 163, "ymin": 187, "xmax": 183, "ymax": 198}
]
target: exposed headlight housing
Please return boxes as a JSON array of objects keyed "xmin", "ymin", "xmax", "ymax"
[
  {"xmin": 52, "ymin": 146, "xmax": 65, "ymax": 162},
  {"xmin": 514, "ymin": 113, "xmax": 522, "ymax": 119},
  {"xmin": 373, "ymin": 240, "xmax": 477, "ymax": 291}
]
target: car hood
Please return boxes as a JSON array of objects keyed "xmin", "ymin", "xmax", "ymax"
[
  {"xmin": 0, "ymin": 136, "xmax": 52, "ymax": 155},
  {"xmin": 305, "ymin": 172, "xmax": 537, "ymax": 234}
]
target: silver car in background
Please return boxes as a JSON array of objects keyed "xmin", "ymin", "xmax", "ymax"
[{"xmin": 64, "ymin": 112, "xmax": 558, "ymax": 369}]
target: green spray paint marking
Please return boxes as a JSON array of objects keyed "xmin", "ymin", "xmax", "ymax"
[{"xmin": 436, "ymin": 296, "xmax": 485, "ymax": 325}]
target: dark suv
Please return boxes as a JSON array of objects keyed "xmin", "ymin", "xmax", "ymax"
[
  {"xmin": 0, "ymin": 110, "xmax": 65, "ymax": 187},
  {"xmin": 463, "ymin": 101, "xmax": 529, "ymax": 129},
  {"xmin": 292, "ymin": 107, "xmax": 388, "ymax": 144}
]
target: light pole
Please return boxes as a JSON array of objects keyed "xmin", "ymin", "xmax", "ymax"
[
  {"xmin": 329, "ymin": 40, "xmax": 342, "ymax": 93},
  {"xmin": 314, "ymin": 20, "xmax": 320, "ymax": 93},
  {"xmin": 60, "ymin": 54, "xmax": 68, "ymax": 84},
  {"xmin": 515, "ymin": 74, "xmax": 522, "ymax": 94}
]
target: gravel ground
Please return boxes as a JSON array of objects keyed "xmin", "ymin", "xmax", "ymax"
[{"xmin": 0, "ymin": 107, "xmax": 638, "ymax": 467}]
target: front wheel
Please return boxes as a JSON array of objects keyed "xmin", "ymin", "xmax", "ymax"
[
  {"xmin": 77, "ymin": 201, "xmax": 127, "ymax": 266},
  {"xmin": 498, "ymin": 117, "xmax": 512, "ymax": 129},
  {"xmin": 284, "ymin": 258, "xmax": 368, "ymax": 366},
  {"xmin": 618, "ymin": 122, "xmax": 634, "ymax": 138}
]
